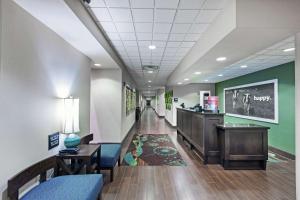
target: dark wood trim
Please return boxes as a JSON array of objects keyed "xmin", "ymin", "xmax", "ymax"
[
  {"xmin": 269, "ymin": 146, "xmax": 295, "ymax": 160},
  {"xmin": 7, "ymin": 156, "xmax": 58, "ymax": 200}
]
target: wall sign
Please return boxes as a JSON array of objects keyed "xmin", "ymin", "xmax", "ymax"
[
  {"xmin": 48, "ymin": 132, "xmax": 59, "ymax": 150},
  {"xmin": 224, "ymin": 79, "xmax": 278, "ymax": 123}
]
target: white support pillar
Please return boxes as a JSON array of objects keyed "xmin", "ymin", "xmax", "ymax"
[{"xmin": 296, "ymin": 33, "xmax": 300, "ymax": 200}]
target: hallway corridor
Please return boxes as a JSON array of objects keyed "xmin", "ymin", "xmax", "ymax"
[{"xmin": 102, "ymin": 108, "xmax": 296, "ymax": 200}]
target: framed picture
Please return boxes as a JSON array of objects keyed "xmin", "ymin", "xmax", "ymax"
[{"xmin": 224, "ymin": 79, "xmax": 278, "ymax": 123}]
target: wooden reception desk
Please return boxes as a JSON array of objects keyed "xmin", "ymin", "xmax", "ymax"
[
  {"xmin": 217, "ymin": 124, "xmax": 269, "ymax": 170},
  {"xmin": 177, "ymin": 108, "xmax": 269, "ymax": 169},
  {"xmin": 176, "ymin": 108, "xmax": 224, "ymax": 164}
]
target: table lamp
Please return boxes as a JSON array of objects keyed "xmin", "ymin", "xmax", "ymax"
[{"xmin": 63, "ymin": 97, "xmax": 81, "ymax": 148}]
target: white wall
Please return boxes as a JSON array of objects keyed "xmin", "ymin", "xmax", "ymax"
[
  {"xmin": 121, "ymin": 69, "xmax": 136, "ymax": 141},
  {"xmin": 165, "ymin": 83, "xmax": 215, "ymax": 126},
  {"xmin": 155, "ymin": 89, "xmax": 165, "ymax": 117},
  {"xmin": 90, "ymin": 69, "xmax": 122, "ymax": 142},
  {"xmin": 0, "ymin": 0, "xmax": 91, "ymax": 198}
]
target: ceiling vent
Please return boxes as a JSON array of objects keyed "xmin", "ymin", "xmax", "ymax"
[{"xmin": 142, "ymin": 65, "xmax": 159, "ymax": 71}]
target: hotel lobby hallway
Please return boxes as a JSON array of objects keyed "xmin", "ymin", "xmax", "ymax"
[{"xmin": 102, "ymin": 107, "xmax": 296, "ymax": 200}]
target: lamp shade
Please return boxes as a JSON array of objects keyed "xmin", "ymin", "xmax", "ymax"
[{"xmin": 63, "ymin": 97, "xmax": 80, "ymax": 134}]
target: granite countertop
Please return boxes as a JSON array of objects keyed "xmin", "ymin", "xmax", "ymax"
[{"xmin": 217, "ymin": 123, "xmax": 270, "ymax": 130}]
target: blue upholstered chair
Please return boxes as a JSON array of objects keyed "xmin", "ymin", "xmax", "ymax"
[
  {"xmin": 7, "ymin": 156, "xmax": 104, "ymax": 200},
  {"xmin": 81, "ymin": 134, "xmax": 122, "ymax": 182}
]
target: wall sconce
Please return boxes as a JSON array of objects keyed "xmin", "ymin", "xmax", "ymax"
[{"xmin": 63, "ymin": 96, "xmax": 81, "ymax": 148}]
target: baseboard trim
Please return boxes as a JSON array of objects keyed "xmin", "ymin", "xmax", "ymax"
[
  {"xmin": 269, "ymin": 146, "xmax": 295, "ymax": 160},
  {"xmin": 164, "ymin": 118, "xmax": 176, "ymax": 128},
  {"xmin": 121, "ymin": 122, "xmax": 136, "ymax": 145}
]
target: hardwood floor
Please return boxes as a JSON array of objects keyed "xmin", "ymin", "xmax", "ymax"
[{"xmin": 102, "ymin": 108, "xmax": 296, "ymax": 200}]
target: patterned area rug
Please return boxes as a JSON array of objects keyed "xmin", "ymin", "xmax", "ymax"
[{"xmin": 122, "ymin": 134, "xmax": 186, "ymax": 166}]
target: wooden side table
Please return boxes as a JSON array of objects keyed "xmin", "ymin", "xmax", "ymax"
[{"xmin": 57, "ymin": 144, "xmax": 101, "ymax": 175}]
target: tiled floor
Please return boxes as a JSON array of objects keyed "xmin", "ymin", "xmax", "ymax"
[{"xmin": 102, "ymin": 108, "xmax": 296, "ymax": 200}]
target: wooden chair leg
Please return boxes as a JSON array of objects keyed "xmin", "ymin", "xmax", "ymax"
[
  {"xmin": 110, "ymin": 168, "xmax": 114, "ymax": 182},
  {"xmin": 118, "ymin": 156, "xmax": 121, "ymax": 166}
]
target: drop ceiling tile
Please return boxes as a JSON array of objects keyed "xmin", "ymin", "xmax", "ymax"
[
  {"xmin": 175, "ymin": 10, "xmax": 199, "ymax": 23},
  {"xmin": 123, "ymin": 40, "xmax": 138, "ymax": 46},
  {"xmin": 91, "ymin": 8, "xmax": 112, "ymax": 21},
  {"xmin": 155, "ymin": 9, "xmax": 176, "ymax": 23},
  {"xmin": 153, "ymin": 33, "xmax": 169, "ymax": 40},
  {"xmin": 137, "ymin": 32, "xmax": 152, "ymax": 40},
  {"xmin": 155, "ymin": 0, "xmax": 179, "ymax": 8},
  {"xmin": 135, "ymin": 23, "xmax": 153, "ymax": 32},
  {"xmin": 99, "ymin": 22, "xmax": 117, "ymax": 32},
  {"xmin": 181, "ymin": 42, "xmax": 195, "ymax": 48},
  {"xmin": 202, "ymin": 0, "xmax": 226, "ymax": 9},
  {"xmin": 111, "ymin": 40, "xmax": 123, "ymax": 46},
  {"xmin": 184, "ymin": 33, "xmax": 201, "ymax": 41},
  {"xmin": 115, "ymin": 22, "xmax": 135, "ymax": 32},
  {"xmin": 105, "ymin": 0, "xmax": 130, "ymax": 7},
  {"xmin": 165, "ymin": 47, "xmax": 178, "ymax": 52},
  {"xmin": 89, "ymin": 0, "xmax": 106, "ymax": 7},
  {"xmin": 107, "ymin": 32, "xmax": 121, "ymax": 40},
  {"xmin": 151, "ymin": 41, "xmax": 166, "ymax": 48},
  {"xmin": 178, "ymin": 0, "xmax": 205, "ymax": 9},
  {"xmin": 132, "ymin": 9, "xmax": 153, "ymax": 22},
  {"xmin": 131, "ymin": 0, "xmax": 154, "ymax": 8},
  {"xmin": 125, "ymin": 46, "xmax": 139, "ymax": 52},
  {"xmin": 189, "ymin": 23, "xmax": 209, "ymax": 33},
  {"xmin": 138, "ymin": 41, "xmax": 152, "ymax": 47},
  {"xmin": 167, "ymin": 42, "xmax": 181, "ymax": 47},
  {"xmin": 153, "ymin": 23, "xmax": 172, "ymax": 33},
  {"xmin": 195, "ymin": 10, "xmax": 220, "ymax": 23},
  {"xmin": 171, "ymin": 23, "xmax": 191, "ymax": 33},
  {"xmin": 119, "ymin": 33, "xmax": 136, "ymax": 40},
  {"xmin": 169, "ymin": 34, "xmax": 185, "ymax": 41},
  {"xmin": 109, "ymin": 8, "xmax": 132, "ymax": 22}
]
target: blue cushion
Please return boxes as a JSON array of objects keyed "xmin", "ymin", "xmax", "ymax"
[
  {"xmin": 21, "ymin": 174, "xmax": 103, "ymax": 200},
  {"xmin": 97, "ymin": 144, "xmax": 121, "ymax": 168}
]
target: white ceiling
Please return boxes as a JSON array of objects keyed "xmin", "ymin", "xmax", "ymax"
[
  {"xmin": 88, "ymin": 0, "xmax": 226, "ymax": 89},
  {"xmin": 200, "ymin": 37, "xmax": 295, "ymax": 83},
  {"xmin": 14, "ymin": 0, "xmax": 119, "ymax": 69}
]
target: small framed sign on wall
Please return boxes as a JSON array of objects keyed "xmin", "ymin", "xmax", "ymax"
[{"xmin": 224, "ymin": 79, "xmax": 278, "ymax": 123}]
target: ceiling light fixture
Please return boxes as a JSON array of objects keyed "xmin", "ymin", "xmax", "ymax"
[
  {"xmin": 283, "ymin": 48, "xmax": 295, "ymax": 52},
  {"xmin": 204, "ymin": 80, "xmax": 209, "ymax": 82},
  {"xmin": 216, "ymin": 57, "xmax": 227, "ymax": 62},
  {"xmin": 178, "ymin": 82, "xmax": 182, "ymax": 85},
  {"xmin": 184, "ymin": 78, "xmax": 189, "ymax": 81},
  {"xmin": 148, "ymin": 80, "xmax": 152, "ymax": 83},
  {"xmin": 148, "ymin": 70, "xmax": 153, "ymax": 74},
  {"xmin": 218, "ymin": 74, "xmax": 223, "ymax": 77},
  {"xmin": 240, "ymin": 65, "xmax": 248, "ymax": 68},
  {"xmin": 194, "ymin": 71, "xmax": 201, "ymax": 75},
  {"xmin": 148, "ymin": 45, "xmax": 156, "ymax": 50},
  {"xmin": 148, "ymin": 86, "xmax": 151, "ymax": 88},
  {"xmin": 94, "ymin": 63, "xmax": 101, "ymax": 67}
]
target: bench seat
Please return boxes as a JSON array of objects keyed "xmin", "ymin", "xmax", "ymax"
[{"xmin": 21, "ymin": 174, "xmax": 103, "ymax": 200}]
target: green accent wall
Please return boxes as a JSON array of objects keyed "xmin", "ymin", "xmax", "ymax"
[{"xmin": 216, "ymin": 62, "xmax": 295, "ymax": 155}]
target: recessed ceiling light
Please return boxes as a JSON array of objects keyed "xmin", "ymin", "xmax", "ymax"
[
  {"xmin": 148, "ymin": 80, "xmax": 152, "ymax": 83},
  {"xmin": 148, "ymin": 70, "xmax": 153, "ymax": 74},
  {"xmin": 204, "ymin": 80, "xmax": 209, "ymax": 82},
  {"xmin": 240, "ymin": 65, "xmax": 248, "ymax": 68},
  {"xmin": 194, "ymin": 71, "xmax": 201, "ymax": 75},
  {"xmin": 184, "ymin": 78, "xmax": 189, "ymax": 81},
  {"xmin": 283, "ymin": 48, "xmax": 295, "ymax": 52},
  {"xmin": 218, "ymin": 74, "xmax": 223, "ymax": 77},
  {"xmin": 148, "ymin": 85, "xmax": 151, "ymax": 88},
  {"xmin": 148, "ymin": 45, "xmax": 156, "ymax": 50},
  {"xmin": 178, "ymin": 82, "xmax": 182, "ymax": 85},
  {"xmin": 94, "ymin": 63, "xmax": 101, "ymax": 67},
  {"xmin": 216, "ymin": 57, "xmax": 227, "ymax": 62}
]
